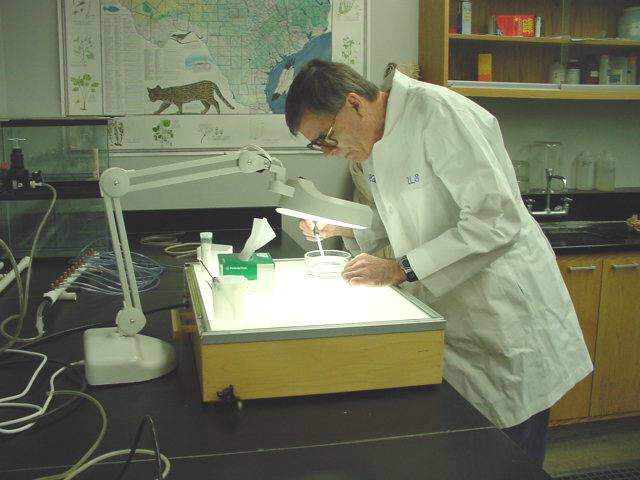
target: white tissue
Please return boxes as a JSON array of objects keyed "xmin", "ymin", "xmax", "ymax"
[{"xmin": 238, "ymin": 217, "xmax": 276, "ymax": 261}]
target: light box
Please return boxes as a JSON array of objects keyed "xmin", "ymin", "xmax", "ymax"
[{"xmin": 178, "ymin": 259, "xmax": 446, "ymax": 402}]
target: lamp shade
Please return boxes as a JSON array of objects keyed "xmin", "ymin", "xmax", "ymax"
[{"xmin": 276, "ymin": 177, "xmax": 372, "ymax": 229}]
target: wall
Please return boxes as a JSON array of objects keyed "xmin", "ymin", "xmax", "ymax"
[
  {"xmin": 0, "ymin": 0, "xmax": 420, "ymax": 250},
  {"xmin": 1, "ymin": 0, "xmax": 638, "ymax": 249}
]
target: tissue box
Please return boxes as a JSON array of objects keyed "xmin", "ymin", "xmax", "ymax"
[{"xmin": 218, "ymin": 252, "xmax": 275, "ymax": 294}]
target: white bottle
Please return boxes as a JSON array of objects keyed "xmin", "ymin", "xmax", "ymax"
[
  {"xmin": 599, "ymin": 55, "xmax": 610, "ymax": 85},
  {"xmin": 549, "ymin": 61, "xmax": 565, "ymax": 83},
  {"xmin": 609, "ymin": 57, "xmax": 628, "ymax": 85},
  {"xmin": 575, "ymin": 151, "xmax": 596, "ymax": 191},
  {"xmin": 595, "ymin": 152, "xmax": 616, "ymax": 192}
]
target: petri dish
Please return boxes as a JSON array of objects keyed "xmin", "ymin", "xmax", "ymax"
[{"xmin": 304, "ymin": 250, "xmax": 351, "ymax": 279}]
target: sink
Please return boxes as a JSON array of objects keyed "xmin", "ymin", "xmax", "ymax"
[{"xmin": 540, "ymin": 223, "xmax": 625, "ymax": 247}]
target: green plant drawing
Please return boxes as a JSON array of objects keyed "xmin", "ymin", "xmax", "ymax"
[
  {"xmin": 71, "ymin": 74, "xmax": 99, "ymax": 111},
  {"xmin": 338, "ymin": 0, "xmax": 356, "ymax": 15},
  {"xmin": 72, "ymin": 36, "xmax": 95, "ymax": 65},
  {"xmin": 152, "ymin": 119, "xmax": 174, "ymax": 147},
  {"xmin": 341, "ymin": 36, "xmax": 356, "ymax": 65}
]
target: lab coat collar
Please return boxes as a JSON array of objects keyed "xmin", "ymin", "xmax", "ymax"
[{"xmin": 379, "ymin": 68, "xmax": 412, "ymax": 140}]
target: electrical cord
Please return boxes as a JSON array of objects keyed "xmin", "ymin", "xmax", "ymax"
[
  {"xmin": 0, "ymin": 357, "xmax": 86, "ymax": 430},
  {"xmin": 29, "ymin": 391, "xmax": 170, "ymax": 480},
  {"xmin": 3, "ymin": 303, "xmax": 189, "ymax": 353},
  {"xmin": 0, "ymin": 183, "xmax": 57, "ymax": 352},
  {"xmin": 115, "ymin": 415, "xmax": 163, "ymax": 480},
  {"xmin": 0, "ymin": 357, "xmax": 85, "ymax": 434}
]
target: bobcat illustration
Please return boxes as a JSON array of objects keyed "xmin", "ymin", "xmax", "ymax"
[{"xmin": 147, "ymin": 80, "xmax": 235, "ymax": 114}]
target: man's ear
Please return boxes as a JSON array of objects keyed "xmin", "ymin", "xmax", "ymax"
[{"xmin": 345, "ymin": 92, "xmax": 362, "ymax": 114}]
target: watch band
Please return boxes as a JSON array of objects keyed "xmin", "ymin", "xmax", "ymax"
[{"xmin": 399, "ymin": 255, "xmax": 418, "ymax": 282}]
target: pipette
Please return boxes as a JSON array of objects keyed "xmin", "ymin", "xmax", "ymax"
[{"xmin": 313, "ymin": 222, "xmax": 325, "ymax": 256}]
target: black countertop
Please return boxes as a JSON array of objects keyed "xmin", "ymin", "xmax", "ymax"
[
  {"xmin": 544, "ymin": 221, "xmax": 640, "ymax": 254},
  {"xmin": 0, "ymin": 229, "xmax": 551, "ymax": 479}
]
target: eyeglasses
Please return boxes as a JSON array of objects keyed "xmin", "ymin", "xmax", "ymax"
[{"xmin": 306, "ymin": 113, "xmax": 339, "ymax": 151}]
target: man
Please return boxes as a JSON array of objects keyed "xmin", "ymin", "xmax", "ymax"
[{"xmin": 284, "ymin": 59, "xmax": 593, "ymax": 467}]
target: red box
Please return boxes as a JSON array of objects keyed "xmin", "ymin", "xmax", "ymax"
[{"xmin": 496, "ymin": 15, "xmax": 536, "ymax": 37}]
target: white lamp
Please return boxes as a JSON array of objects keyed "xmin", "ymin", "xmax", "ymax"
[{"xmin": 85, "ymin": 147, "xmax": 372, "ymax": 385}]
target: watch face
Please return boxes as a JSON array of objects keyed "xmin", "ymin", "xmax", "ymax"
[{"xmin": 401, "ymin": 256, "xmax": 411, "ymax": 270}]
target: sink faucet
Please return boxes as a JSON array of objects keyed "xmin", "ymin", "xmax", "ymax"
[{"xmin": 524, "ymin": 168, "xmax": 572, "ymax": 218}]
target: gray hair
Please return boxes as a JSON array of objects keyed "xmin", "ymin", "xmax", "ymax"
[{"xmin": 284, "ymin": 59, "xmax": 379, "ymax": 135}]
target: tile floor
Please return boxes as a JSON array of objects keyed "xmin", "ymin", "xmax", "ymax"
[{"xmin": 544, "ymin": 416, "xmax": 640, "ymax": 478}]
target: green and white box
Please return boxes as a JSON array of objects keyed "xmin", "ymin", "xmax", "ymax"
[{"xmin": 218, "ymin": 253, "xmax": 275, "ymax": 294}]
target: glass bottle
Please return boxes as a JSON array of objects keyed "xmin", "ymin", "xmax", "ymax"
[{"xmin": 566, "ymin": 59, "xmax": 581, "ymax": 84}]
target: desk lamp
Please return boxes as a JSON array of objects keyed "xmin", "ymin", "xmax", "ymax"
[{"xmin": 86, "ymin": 146, "xmax": 372, "ymax": 385}]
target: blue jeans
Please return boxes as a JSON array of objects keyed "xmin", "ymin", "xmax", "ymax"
[{"xmin": 501, "ymin": 408, "xmax": 551, "ymax": 468}]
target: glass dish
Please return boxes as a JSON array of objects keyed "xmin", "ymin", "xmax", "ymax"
[{"xmin": 304, "ymin": 250, "xmax": 351, "ymax": 279}]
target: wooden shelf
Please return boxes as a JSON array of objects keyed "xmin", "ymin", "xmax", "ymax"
[
  {"xmin": 450, "ymin": 34, "xmax": 565, "ymax": 45},
  {"xmin": 450, "ymin": 85, "xmax": 640, "ymax": 100},
  {"xmin": 449, "ymin": 33, "xmax": 640, "ymax": 47}
]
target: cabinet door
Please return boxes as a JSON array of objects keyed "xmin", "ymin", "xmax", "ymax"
[
  {"xmin": 550, "ymin": 255, "xmax": 602, "ymax": 422},
  {"xmin": 591, "ymin": 254, "xmax": 640, "ymax": 416}
]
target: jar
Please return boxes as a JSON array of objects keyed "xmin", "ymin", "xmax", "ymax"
[
  {"xmin": 595, "ymin": 152, "xmax": 616, "ymax": 192},
  {"xmin": 618, "ymin": 6, "xmax": 640, "ymax": 40},
  {"xmin": 529, "ymin": 141, "xmax": 562, "ymax": 191},
  {"xmin": 566, "ymin": 59, "xmax": 581, "ymax": 84},
  {"xmin": 549, "ymin": 61, "xmax": 565, "ymax": 84},
  {"xmin": 575, "ymin": 151, "xmax": 596, "ymax": 191}
]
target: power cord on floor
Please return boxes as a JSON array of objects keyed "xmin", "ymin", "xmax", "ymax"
[{"xmin": 31, "ymin": 391, "xmax": 170, "ymax": 480}]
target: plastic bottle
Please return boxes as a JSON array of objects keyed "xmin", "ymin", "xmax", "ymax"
[
  {"xmin": 457, "ymin": 1, "xmax": 472, "ymax": 34},
  {"xmin": 595, "ymin": 152, "xmax": 616, "ymax": 192},
  {"xmin": 549, "ymin": 60, "xmax": 565, "ymax": 83},
  {"xmin": 200, "ymin": 231, "xmax": 213, "ymax": 270},
  {"xmin": 575, "ymin": 151, "xmax": 596, "ymax": 191}
]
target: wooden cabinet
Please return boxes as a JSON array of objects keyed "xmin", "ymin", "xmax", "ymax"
[
  {"xmin": 550, "ymin": 252, "xmax": 640, "ymax": 424},
  {"xmin": 550, "ymin": 255, "xmax": 602, "ymax": 422},
  {"xmin": 591, "ymin": 253, "xmax": 640, "ymax": 416},
  {"xmin": 419, "ymin": 0, "xmax": 640, "ymax": 100}
]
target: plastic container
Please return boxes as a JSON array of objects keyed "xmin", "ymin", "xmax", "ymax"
[
  {"xmin": 304, "ymin": 250, "xmax": 351, "ymax": 279},
  {"xmin": 609, "ymin": 57, "xmax": 628, "ymax": 85},
  {"xmin": 458, "ymin": 1, "xmax": 472, "ymax": 34},
  {"xmin": 512, "ymin": 154, "xmax": 530, "ymax": 194},
  {"xmin": 549, "ymin": 61, "xmax": 565, "ymax": 83},
  {"xmin": 575, "ymin": 151, "xmax": 596, "ymax": 191},
  {"xmin": 595, "ymin": 152, "xmax": 616, "ymax": 192},
  {"xmin": 618, "ymin": 6, "xmax": 640, "ymax": 40}
]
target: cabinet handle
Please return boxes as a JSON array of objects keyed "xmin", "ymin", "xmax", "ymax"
[
  {"xmin": 611, "ymin": 263, "xmax": 640, "ymax": 270},
  {"xmin": 567, "ymin": 266, "xmax": 596, "ymax": 272}
]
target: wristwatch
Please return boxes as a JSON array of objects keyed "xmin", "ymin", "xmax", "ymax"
[{"xmin": 399, "ymin": 255, "xmax": 418, "ymax": 283}]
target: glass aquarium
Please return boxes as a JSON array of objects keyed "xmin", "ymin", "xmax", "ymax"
[{"xmin": 0, "ymin": 118, "xmax": 112, "ymax": 257}]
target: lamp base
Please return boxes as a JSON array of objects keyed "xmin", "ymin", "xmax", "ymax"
[{"xmin": 83, "ymin": 327, "xmax": 177, "ymax": 385}]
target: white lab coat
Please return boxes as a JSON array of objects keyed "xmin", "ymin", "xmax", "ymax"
[{"xmin": 345, "ymin": 70, "xmax": 593, "ymax": 428}]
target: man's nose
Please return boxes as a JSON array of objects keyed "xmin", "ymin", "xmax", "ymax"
[{"xmin": 321, "ymin": 145, "xmax": 338, "ymax": 157}]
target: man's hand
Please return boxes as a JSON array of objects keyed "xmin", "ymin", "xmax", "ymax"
[
  {"xmin": 298, "ymin": 220, "xmax": 354, "ymax": 241},
  {"xmin": 341, "ymin": 253, "xmax": 407, "ymax": 287}
]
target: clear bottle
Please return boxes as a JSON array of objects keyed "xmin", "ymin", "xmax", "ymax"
[
  {"xmin": 595, "ymin": 152, "xmax": 616, "ymax": 192},
  {"xmin": 200, "ymin": 231, "xmax": 213, "ymax": 270},
  {"xmin": 549, "ymin": 60, "xmax": 565, "ymax": 84},
  {"xmin": 575, "ymin": 151, "xmax": 596, "ymax": 191}
]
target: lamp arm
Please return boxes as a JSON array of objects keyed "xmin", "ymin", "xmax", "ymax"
[{"xmin": 99, "ymin": 149, "xmax": 289, "ymax": 336}]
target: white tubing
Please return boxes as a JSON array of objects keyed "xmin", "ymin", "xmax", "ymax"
[{"xmin": 0, "ymin": 257, "xmax": 30, "ymax": 295}]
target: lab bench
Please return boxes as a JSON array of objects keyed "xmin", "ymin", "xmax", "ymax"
[{"xmin": 0, "ymin": 228, "xmax": 551, "ymax": 479}]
